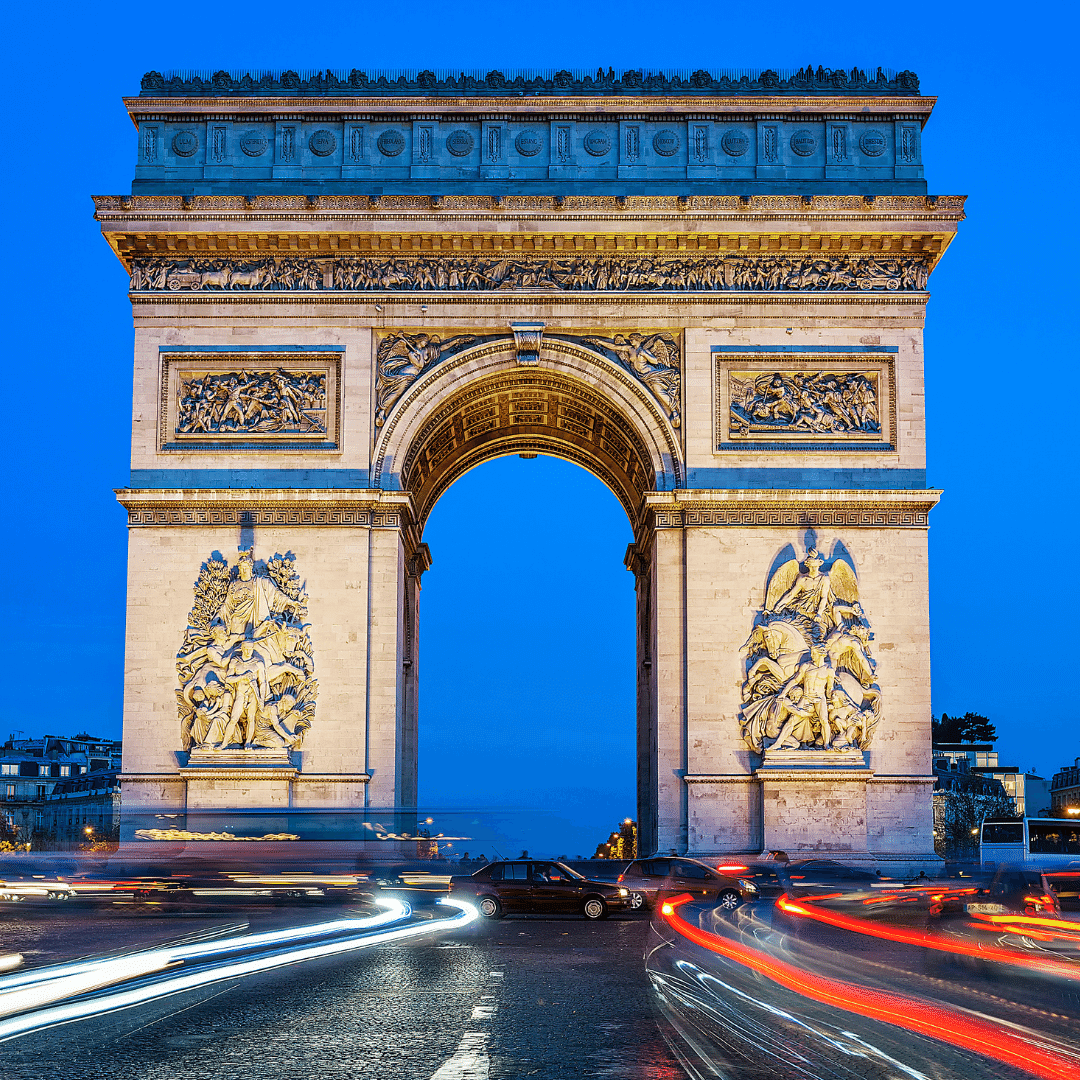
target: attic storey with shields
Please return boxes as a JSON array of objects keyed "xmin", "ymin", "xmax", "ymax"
[{"xmin": 102, "ymin": 66, "xmax": 957, "ymax": 867}]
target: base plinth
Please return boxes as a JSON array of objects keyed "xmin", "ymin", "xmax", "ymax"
[
  {"xmin": 758, "ymin": 747, "xmax": 869, "ymax": 773},
  {"xmin": 755, "ymin": 751, "xmax": 873, "ymax": 855},
  {"xmin": 184, "ymin": 747, "xmax": 294, "ymax": 769}
]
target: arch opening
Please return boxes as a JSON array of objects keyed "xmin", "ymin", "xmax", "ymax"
[
  {"xmin": 382, "ymin": 343, "xmax": 673, "ymax": 855},
  {"xmin": 417, "ymin": 454, "xmax": 638, "ymax": 858}
]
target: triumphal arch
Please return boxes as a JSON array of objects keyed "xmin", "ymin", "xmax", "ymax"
[{"xmin": 98, "ymin": 66, "xmax": 962, "ymax": 867}]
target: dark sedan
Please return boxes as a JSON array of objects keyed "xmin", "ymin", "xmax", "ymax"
[
  {"xmin": 449, "ymin": 859, "xmax": 632, "ymax": 920},
  {"xmin": 617, "ymin": 856, "xmax": 752, "ymax": 911}
]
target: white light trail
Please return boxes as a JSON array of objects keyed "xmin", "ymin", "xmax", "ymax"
[
  {"xmin": 0, "ymin": 899, "xmax": 477, "ymax": 1042},
  {"xmin": 0, "ymin": 898, "xmax": 409, "ymax": 993}
]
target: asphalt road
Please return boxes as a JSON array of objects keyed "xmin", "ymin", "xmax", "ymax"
[{"xmin": 0, "ymin": 903, "xmax": 685, "ymax": 1079}]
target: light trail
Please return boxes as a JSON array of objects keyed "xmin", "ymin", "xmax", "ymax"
[
  {"xmin": 0, "ymin": 898, "xmax": 410, "ymax": 993},
  {"xmin": 0, "ymin": 898, "xmax": 477, "ymax": 1042},
  {"xmin": 659, "ymin": 894, "xmax": 1080, "ymax": 1080},
  {"xmin": 773, "ymin": 894, "xmax": 1080, "ymax": 980}
]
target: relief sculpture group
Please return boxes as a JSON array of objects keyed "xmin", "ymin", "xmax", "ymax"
[
  {"xmin": 177, "ymin": 369, "xmax": 328, "ymax": 436},
  {"xmin": 372, "ymin": 330, "xmax": 682, "ymax": 430},
  {"xmin": 176, "ymin": 549, "xmax": 317, "ymax": 754},
  {"xmin": 131, "ymin": 254, "xmax": 930, "ymax": 294},
  {"xmin": 730, "ymin": 371, "xmax": 880, "ymax": 436},
  {"xmin": 741, "ymin": 544, "xmax": 881, "ymax": 755}
]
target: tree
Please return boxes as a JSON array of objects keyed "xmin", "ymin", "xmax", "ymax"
[
  {"xmin": 933, "ymin": 787, "xmax": 1017, "ymax": 860},
  {"xmin": 0, "ymin": 815, "xmax": 30, "ymax": 853},
  {"xmin": 932, "ymin": 711, "xmax": 997, "ymax": 744}
]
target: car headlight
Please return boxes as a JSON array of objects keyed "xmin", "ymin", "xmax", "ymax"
[
  {"xmin": 738, "ymin": 879, "xmax": 757, "ymax": 892},
  {"xmin": 618, "ymin": 887, "xmax": 628, "ymax": 896}
]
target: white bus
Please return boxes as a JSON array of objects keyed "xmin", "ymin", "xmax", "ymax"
[{"xmin": 980, "ymin": 817, "xmax": 1080, "ymax": 865}]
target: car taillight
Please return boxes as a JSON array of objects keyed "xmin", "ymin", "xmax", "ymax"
[
  {"xmin": 1024, "ymin": 893, "xmax": 1058, "ymax": 914},
  {"xmin": 716, "ymin": 864, "xmax": 747, "ymax": 873},
  {"xmin": 617, "ymin": 873, "xmax": 624, "ymax": 883}
]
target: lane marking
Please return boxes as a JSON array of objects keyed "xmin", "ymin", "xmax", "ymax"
[{"xmin": 430, "ymin": 1031, "xmax": 490, "ymax": 1079}]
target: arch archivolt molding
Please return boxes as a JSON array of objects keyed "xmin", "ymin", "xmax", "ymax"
[{"xmin": 372, "ymin": 335, "xmax": 684, "ymax": 533}]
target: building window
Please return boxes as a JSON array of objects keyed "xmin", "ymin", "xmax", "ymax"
[
  {"xmin": 0, "ymin": 763, "xmax": 16, "ymax": 776},
  {"xmin": 5, "ymin": 784, "xmax": 14, "ymax": 799},
  {"xmin": 36, "ymin": 785, "xmax": 46, "ymax": 798},
  {"xmin": 59, "ymin": 764, "xmax": 71, "ymax": 777}
]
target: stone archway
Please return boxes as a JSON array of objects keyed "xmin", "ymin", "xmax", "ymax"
[
  {"xmin": 374, "ymin": 334, "xmax": 683, "ymax": 531},
  {"xmin": 372, "ymin": 334, "xmax": 684, "ymax": 850}
]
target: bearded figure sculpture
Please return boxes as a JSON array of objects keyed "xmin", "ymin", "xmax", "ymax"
[{"xmin": 740, "ymin": 544, "xmax": 880, "ymax": 756}]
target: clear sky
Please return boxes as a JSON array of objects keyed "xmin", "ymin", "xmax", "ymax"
[{"xmin": 3, "ymin": 1, "xmax": 1077, "ymax": 856}]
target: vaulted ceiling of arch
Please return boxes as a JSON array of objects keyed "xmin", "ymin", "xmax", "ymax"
[{"xmin": 402, "ymin": 369, "xmax": 654, "ymax": 529}]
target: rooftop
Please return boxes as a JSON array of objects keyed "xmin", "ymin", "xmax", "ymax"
[{"xmin": 139, "ymin": 65, "xmax": 921, "ymax": 99}]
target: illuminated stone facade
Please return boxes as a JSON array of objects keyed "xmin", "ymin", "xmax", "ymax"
[{"xmin": 100, "ymin": 67, "xmax": 961, "ymax": 867}]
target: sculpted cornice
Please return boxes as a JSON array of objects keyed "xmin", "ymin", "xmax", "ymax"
[
  {"xmin": 130, "ymin": 291, "xmax": 930, "ymax": 309},
  {"xmin": 116, "ymin": 488, "xmax": 416, "ymax": 528},
  {"xmin": 125, "ymin": 95, "xmax": 933, "ymax": 122},
  {"xmin": 644, "ymin": 488, "xmax": 941, "ymax": 528},
  {"xmin": 95, "ymin": 193, "xmax": 965, "ymax": 223}
]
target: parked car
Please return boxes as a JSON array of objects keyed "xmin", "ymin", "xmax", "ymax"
[
  {"xmin": 449, "ymin": 859, "xmax": 632, "ymax": 920},
  {"xmin": 617, "ymin": 857, "xmax": 752, "ymax": 911}
]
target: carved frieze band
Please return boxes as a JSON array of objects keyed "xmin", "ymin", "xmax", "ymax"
[
  {"xmin": 123, "ymin": 506, "xmax": 403, "ymax": 528},
  {"xmin": 652, "ymin": 508, "xmax": 932, "ymax": 528},
  {"xmin": 130, "ymin": 254, "xmax": 931, "ymax": 295}
]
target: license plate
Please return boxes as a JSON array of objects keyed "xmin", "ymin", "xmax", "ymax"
[{"xmin": 965, "ymin": 902, "xmax": 1007, "ymax": 914}]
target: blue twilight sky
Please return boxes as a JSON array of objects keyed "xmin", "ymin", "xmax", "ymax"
[{"xmin": 2, "ymin": 1, "xmax": 1077, "ymax": 857}]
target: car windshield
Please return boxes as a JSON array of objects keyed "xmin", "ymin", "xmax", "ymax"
[{"xmin": 553, "ymin": 862, "xmax": 586, "ymax": 880}]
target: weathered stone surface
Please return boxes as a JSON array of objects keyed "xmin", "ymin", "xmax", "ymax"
[{"xmin": 102, "ymin": 70, "xmax": 959, "ymax": 865}]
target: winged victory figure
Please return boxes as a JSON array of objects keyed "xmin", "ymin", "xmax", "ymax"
[{"xmin": 584, "ymin": 333, "xmax": 682, "ymax": 427}]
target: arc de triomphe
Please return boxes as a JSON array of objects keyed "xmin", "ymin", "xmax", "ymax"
[{"xmin": 99, "ymin": 67, "xmax": 960, "ymax": 868}]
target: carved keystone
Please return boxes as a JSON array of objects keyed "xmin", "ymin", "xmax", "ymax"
[{"xmin": 510, "ymin": 321, "xmax": 544, "ymax": 366}]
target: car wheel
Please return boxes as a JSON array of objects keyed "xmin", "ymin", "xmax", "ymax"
[
  {"xmin": 583, "ymin": 897, "xmax": 608, "ymax": 920},
  {"xmin": 627, "ymin": 891, "xmax": 645, "ymax": 911},
  {"xmin": 478, "ymin": 896, "xmax": 503, "ymax": 919},
  {"xmin": 718, "ymin": 889, "xmax": 741, "ymax": 911}
]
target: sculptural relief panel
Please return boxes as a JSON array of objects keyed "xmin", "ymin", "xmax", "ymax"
[
  {"xmin": 740, "ymin": 542, "xmax": 881, "ymax": 758},
  {"xmin": 176, "ymin": 548, "xmax": 317, "ymax": 759},
  {"xmin": 713, "ymin": 350, "xmax": 895, "ymax": 451},
  {"xmin": 159, "ymin": 353, "xmax": 342, "ymax": 451}
]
